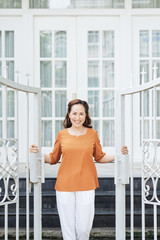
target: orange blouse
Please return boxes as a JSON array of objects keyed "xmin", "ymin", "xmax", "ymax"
[{"xmin": 49, "ymin": 128, "xmax": 106, "ymax": 191}]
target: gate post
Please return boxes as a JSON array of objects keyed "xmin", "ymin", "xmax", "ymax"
[{"xmin": 115, "ymin": 91, "xmax": 129, "ymax": 240}]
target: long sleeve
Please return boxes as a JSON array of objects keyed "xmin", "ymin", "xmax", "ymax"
[{"xmin": 49, "ymin": 131, "xmax": 62, "ymax": 164}]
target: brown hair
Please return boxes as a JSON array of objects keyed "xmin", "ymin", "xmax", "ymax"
[{"xmin": 63, "ymin": 99, "xmax": 92, "ymax": 129}]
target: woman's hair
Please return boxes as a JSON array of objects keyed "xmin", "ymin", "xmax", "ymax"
[{"xmin": 63, "ymin": 99, "xmax": 92, "ymax": 128}]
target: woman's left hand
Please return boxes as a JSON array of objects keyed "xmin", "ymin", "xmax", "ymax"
[{"xmin": 121, "ymin": 146, "xmax": 128, "ymax": 155}]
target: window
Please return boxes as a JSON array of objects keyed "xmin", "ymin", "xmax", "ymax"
[
  {"xmin": 30, "ymin": 0, "xmax": 124, "ymax": 9},
  {"xmin": 40, "ymin": 31, "xmax": 67, "ymax": 147},
  {"xmin": 0, "ymin": 0, "xmax": 21, "ymax": 8},
  {"xmin": 0, "ymin": 31, "xmax": 15, "ymax": 138},
  {"xmin": 87, "ymin": 31, "xmax": 115, "ymax": 147},
  {"xmin": 133, "ymin": 0, "xmax": 160, "ymax": 8},
  {"xmin": 139, "ymin": 30, "xmax": 160, "ymax": 140}
]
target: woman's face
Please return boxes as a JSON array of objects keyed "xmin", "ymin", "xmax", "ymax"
[{"xmin": 69, "ymin": 104, "xmax": 86, "ymax": 129}]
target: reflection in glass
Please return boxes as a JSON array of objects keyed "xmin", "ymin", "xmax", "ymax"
[
  {"xmin": 42, "ymin": 120, "xmax": 52, "ymax": 147},
  {"xmin": 7, "ymin": 91, "xmax": 14, "ymax": 117},
  {"xmin": 40, "ymin": 61, "xmax": 52, "ymax": 87},
  {"xmin": 88, "ymin": 61, "xmax": 99, "ymax": 87},
  {"xmin": 103, "ymin": 120, "xmax": 114, "ymax": 147},
  {"xmin": 157, "ymin": 90, "xmax": 160, "ymax": 117},
  {"xmin": 103, "ymin": 91, "xmax": 114, "ymax": 117},
  {"xmin": 103, "ymin": 31, "xmax": 114, "ymax": 58},
  {"xmin": 88, "ymin": 31, "xmax": 99, "ymax": 58},
  {"xmin": 140, "ymin": 30, "xmax": 149, "ymax": 57},
  {"xmin": 156, "ymin": 120, "xmax": 160, "ymax": 138},
  {"xmin": 88, "ymin": 91, "xmax": 99, "ymax": 117},
  {"xmin": 152, "ymin": 31, "xmax": 160, "ymax": 57},
  {"xmin": 0, "ymin": 32, "xmax": 1, "ymax": 57},
  {"xmin": 55, "ymin": 31, "xmax": 67, "ymax": 58},
  {"xmin": 55, "ymin": 120, "xmax": 63, "ymax": 137},
  {"xmin": 7, "ymin": 120, "xmax": 14, "ymax": 138},
  {"xmin": 41, "ymin": 91, "xmax": 52, "ymax": 117},
  {"xmin": 102, "ymin": 61, "xmax": 114, "ymax": 87},
  {"xmin": 152, "ymin": 61, "xmax": 160, "ymax": 79},
  {"xmin": 132, "ymin": 0, "xmax": 160, "ymax": 8},
  {"xmin": 140, "ymin": 60, "xmax": 149, "ymax": 83},
  {"xmin": 5, "ymin": 31, "xmax": 14, "ymax": 58},
  {"xmin": 55, "ymin": 61, "xmax": 67, "ymax": 87},
  {"xmin": 30, "ymin": 0, "xmax": 124, "ymax": 8},
  {"xmin": 0, "ymin": 0, "xmax": 21, "ymax": 8},
  {"xmin": 6, "ymin": 61, "xmax": 14, "ymax": 81},
  {"xmin": 40, "ymin": 31, "xmax": 52, "ymax": 58},
  {"xmin": 55, "ymin": 91, "xmax": 66, "ymax": 117}
]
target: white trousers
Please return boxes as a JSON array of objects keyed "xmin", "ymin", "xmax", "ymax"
[{"xmin": 56, "ymin": 190, "xmax": 95, "ymax": 240}]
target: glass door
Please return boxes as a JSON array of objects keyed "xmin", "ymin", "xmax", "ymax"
[
  {"xmin": 77, "ymin": 17, "xmax": 120, "ymax": 153},
  {"xmin": 34, "ymin": 17, "xmax": 76, "ymax": 151}
]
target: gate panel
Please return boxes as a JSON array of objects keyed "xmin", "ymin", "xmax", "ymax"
[{"xmin": 0, "ymin": 70, "xmax": 44, "ymax": 240}]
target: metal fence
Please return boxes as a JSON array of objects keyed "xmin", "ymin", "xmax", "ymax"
[
  {"xmin": 0, "ymin": 68, "xmax": 43, "ymax": 240},
  {"xmin": 115, "ymin": 67, "xmax": 160, "ymax": 240}
]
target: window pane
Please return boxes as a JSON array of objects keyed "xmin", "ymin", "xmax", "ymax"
[
  {"xmin": 103, "ymin": 120, "xmax": 114, "ymax": 147},
  {"xmin": 156, "ymin": 120, "xmax": 160, "ymax": 138},
  {"xmin": 88, "ymin": 31, "xmax": 99, "ymax": 58},
  {"xmin": 140, "ymin": 60, "xmax": 149, "ymax": 83},
  {"xmin": 7, "ymin": 120, "xmax": 14, "ymax": 138},
  {"xmin": 152, "ymin": 31, "xmax": 160, "ymax": 57},
  {"xmin": 92, "ymin": 120, "xmax": 100, "ymax": 136},
  {"xmin": 0, "ymin": 0, "xmax": 21, "ymax": 8},
  {"xmin": 157, "ymin": 90, "xmax": 160, "ymax": 117},
  {"xmin": 55, "ymin": 61, "xmax": 67, "ymax": 87},
  {"xmin": 88, "ymin": 61, "xmax": 99, "ymax": 87},
  {"xmin": 40, "ymin": 61, "xmax": 52, "ymax": 87},
  {"xmin": 88, "ymin": 91, "xmax": 99, "ymax": 117},
  {"xmin": 144, "ymin": 120, "xmax": 149, "ymax": 139},
  {"xmin": 140, "ymin": 30, "xmax": 149, "ymax": 57},
  {"xmin": 103, "ymin": 31, "xmax": 114, "ymax": 58},
  {"xmin": 55, "ymin": 91, "xmax": 66, "ymax": 117},
  {"xmin": 152, "ymin": 61, "xmax": 160, "ymax": 79},
  {"xmin": 42, "ymin": 120, "xmax": 52, "ymax": 147},
  {"xmin": 103, "ymin": 90, "xmax": 114, "ymax": 117},
  {"xmin": 5, "ymin": 31, "xmax": 14, "ymax": 58},
  {"xmin": 6, "ymin": 61, "xmax": 14, "ymax": 81},
  {"xmin": 143, "ymin": 91, "xmax": 149, "ymax": 117},
  {"xmin": 132, "ymin": 0, "xmax": 160, "ymax": 8},
  {"xmin": 41, "ymin": 91, "xmax": 52, "ymax": 117},
  {"xmin": 0, "ymin": 31, "xmax": 1, "ymax": 57},
  {"xmin": 55, "ymin": 31, "xmax": 67, "ymax": 58},
  {"xmin": 0, "ymin": 91, "xmax": 2, "ymax": 117},
  {"xmin": 0, "ymin": 121, "xmax": 2, "ymax": 138},
  {"xmin": 30, "ymin": 0, "xmax": 124, "ymax": 9},
  {"xmin": 102, "ymin": 61, "xmax": 114, "ymax": 87},
  {"xmin": 55, "ymin": 120, "xmax": 63, "ymax": 137},
  {"xmin": 40, "ymin": 31, "xmax": 52, "ymax": 58},
  {"xmin": 7, "ymin": 91, "xmax": 14, "ymax": 117}
]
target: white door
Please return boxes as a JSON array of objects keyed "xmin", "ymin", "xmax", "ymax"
[{"xmin": 34, "ymin": 16, "xmax": 120, "ymax": 154}]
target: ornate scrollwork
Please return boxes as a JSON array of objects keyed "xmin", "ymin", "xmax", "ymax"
[
  {"xmin": 143, "ymin": 140, "xmax": 160, "ymax": 204},
  {"xmin": 0, "ymin": 139, "xmax": 18, "ymax": 205}
]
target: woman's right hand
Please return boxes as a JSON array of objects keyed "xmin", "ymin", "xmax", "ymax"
[{"xmin": 29, "ymin": 144, "xmax": 40, "ymax": 153}]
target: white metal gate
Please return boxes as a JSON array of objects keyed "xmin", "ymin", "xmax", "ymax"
[
  {"xmin": 115, "ymin": 67, "xmax": 160, "ymax": 240},
  {"xmin": 0, "ymin": 66, "xmax": 44, "ymax": 240}
]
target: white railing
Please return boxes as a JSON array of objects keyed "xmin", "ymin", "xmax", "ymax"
[
  {"xmin": 115, "ymin": 67, "xmax": 160, "ymax": 240},
  {"xmin": 0, "ymin": 68, "xmax": 43, "ymax": 240}
]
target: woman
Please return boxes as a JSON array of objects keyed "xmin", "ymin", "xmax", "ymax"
[{"xmin": 30, "ymin": 99, "xmax": 128, "ymax": 240}]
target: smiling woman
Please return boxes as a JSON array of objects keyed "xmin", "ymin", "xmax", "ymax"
[{"xmin": 30, "ymin": 98, "xmax": 128, "ymax": 240}]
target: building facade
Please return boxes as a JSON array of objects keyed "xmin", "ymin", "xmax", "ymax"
[{"xmin": 0, "ymin": 0, "xmax": 160, "ymax": 171}]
